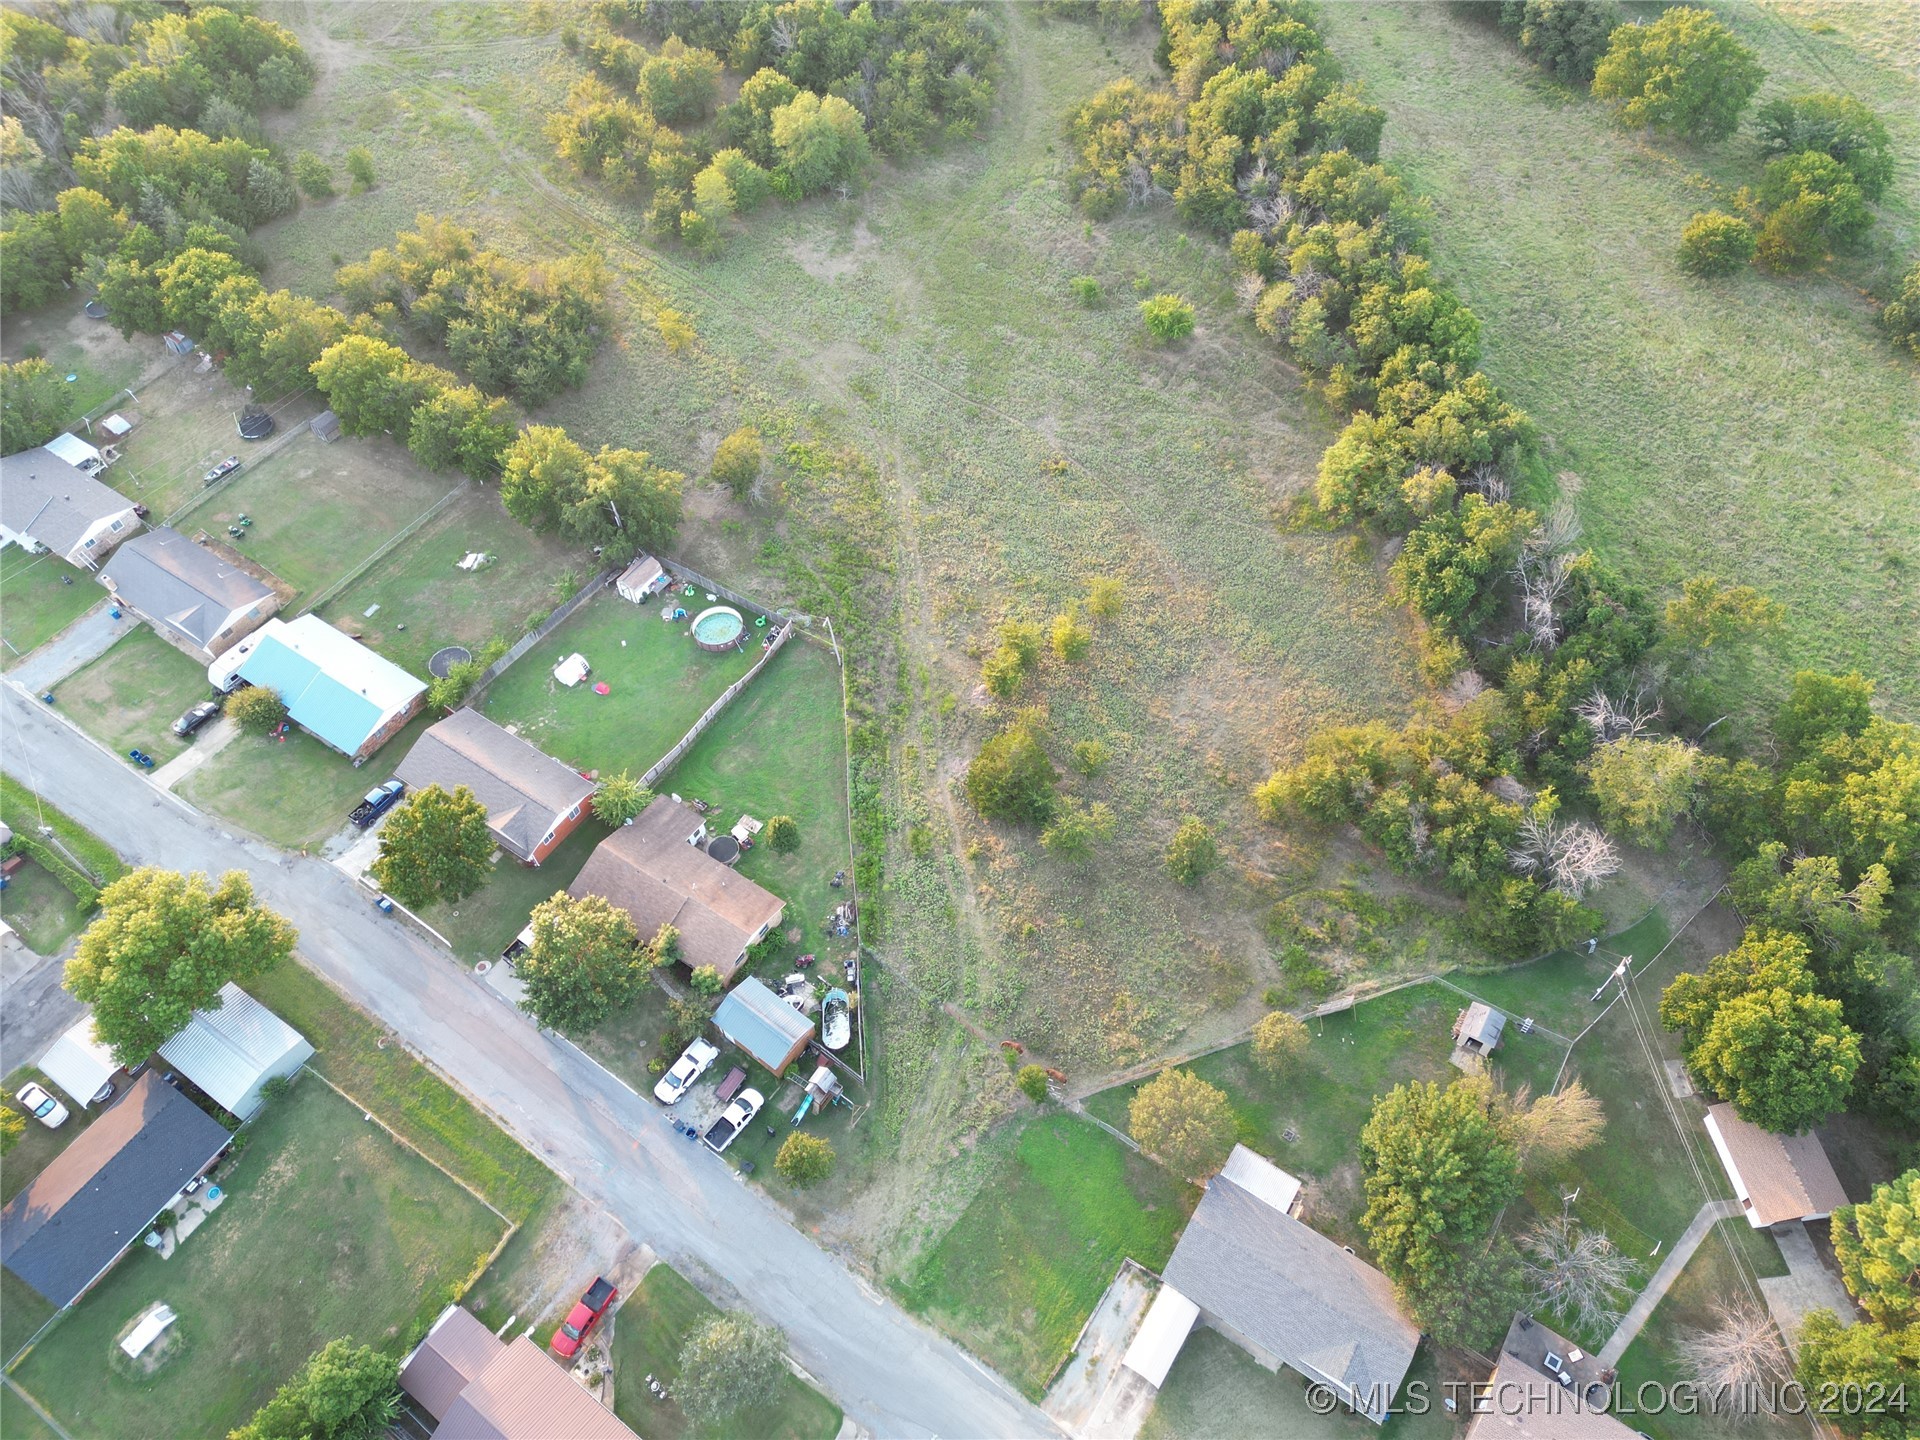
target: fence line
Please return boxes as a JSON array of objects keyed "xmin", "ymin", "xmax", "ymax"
[
  {"xmin": 296, "ymin": 485, "xmax": 464, "ymax": 618},
  {"xmin": 641, "ymin": 623, "xmax": 794, "ymax": 788},
  {"xmin": 466, "ymin": 566, "xmax": 617, "ymax": 706},
  {"xmin": 156, "ymin": 387, "xmax": 316, "ymax": 528},
  {"xmin": 660, "ymin": 556, "xmax": 810, "ymax": 626}
]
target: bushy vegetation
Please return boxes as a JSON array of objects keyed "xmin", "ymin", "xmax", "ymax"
[
  {"xmin": 1590, "ymin": 7, "xmax": 1763, "ymax": 143},
  {"xmin": 549, "ymin": 0, "xmax": 1000, "ymax": 253},
  {"xmin": 1677, "ymin": 211, "xmax": 1755, "ymax": 277},
  {"xmin": 1797, "ymin": 1170, "xmax": 1920, "ymax": 1438}
]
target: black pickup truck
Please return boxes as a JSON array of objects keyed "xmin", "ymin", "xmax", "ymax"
[{"xmin": 349, "ymin": 779, "xmax": 406, "ymax": 828}]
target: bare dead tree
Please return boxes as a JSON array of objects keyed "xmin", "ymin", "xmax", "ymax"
[
  {"xmin": 1520, "ymin": 1215, "xmax": 1639, "ymax": 1337},
  {"xmin": 1247, "ymin": 190, "xmax": 1295, "ymax": 239},
  {"xmin": 1676, "ymin": 1298, "xmax": 1793, "ymax": 1411},
  {"xmin": 1509, "ymin": 1079, "xmax": 1608, "ymax": 1170},
  {"xmin": 1514, "ymin": 506, "xmax": 1583, "ymax": 650},
  {"xmin": 1574, "ymin": 689, "xmax": 1660, "ymax": 745},
  {"xmin": 769, "ymin": 13, "xmax": 798, "ymax": 53},
  {"xmin": 1123, "ymin": 161, "xmax": 1169, "ymax": 209},
  {"xmin": 1234, "ymin": 271, "xmax": 1266, "ymax": 315},
  {"xmin": 1509, "ymin": 815, "xmax": 1621, "ymax": 897},
  {"xmin": 1464, "ymin": 460, "xmax": 1510, "ymax": 504}
]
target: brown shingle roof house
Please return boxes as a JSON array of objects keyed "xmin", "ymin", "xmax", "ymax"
[
  {"xmin": 1704, "ymin": 1102, "xmax": 1850, "ymax": 1229},
  {"xmin": 569, "ymin": 796, "xmax": 784, "ymax": 981},
  {"xmin": 399, "ymin": 1304, "xmax": 636, "ymax": 1439},
  {"xmin": 396, "ymin": 709, "xmax": 596, "ymax": 866}
]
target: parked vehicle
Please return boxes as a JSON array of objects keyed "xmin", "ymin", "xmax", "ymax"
[
  {"xmin": 16, "ymin": 1082, "xmax": 68, "ymax": 1129},
  {"xmin": 653, "ymin": 1037, "xmax": 720, "ymax": 1105},
  {"xmin": 172, "ymin": 699, "xmax": 223, "ymax": 737},
  {"xmin": 203, "ymin": 456, "xmax": 241, "ymax": 486},
  {"xmin": 552, "ymin": 1277, "xmax": 617, "ymax": 1359},
  {"xmin": 703, "ymin": 1088, "xmax": 764, "ymax": 1154},
  {"xmin": 349, "ymin": 779, "xmax": 406, "ymax": 827}
]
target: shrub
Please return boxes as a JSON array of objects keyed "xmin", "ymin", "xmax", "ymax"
[
  {"xmin": 1, "ymin": 1105, "xmax": 24, "ymax": 1155},
  {"xmin": 711, "ymin": 425, "xmax": 763, "ymax": 499},
  {"xmin": 1086, "ymin": 576, "xmax": 1123, "ymax": 618},
  {"xmin": 965, "ymin": 713, "xmax": 1057, "ymax": 826},
  {"xmin": 1165, "ymin": 817, "xmax": 1217, "ymax": 886},
  {"xmin": 1016, "ymin": 1064, "xmax": 1050, "ymax": 1102},
  {"xmin": 764, "ymin": 814, "xmax": 799, "ymax": 853},
  {"xmin": 1251, "ymin": 1011, "xmax": 1310, "ymax": 1075},
  {"xmin": 774, "ymin": 1132, "xmax": 834, "ymax": 1186},
  {"xmin": 1050, "ymin": 604, "xmax": 1092, "ymax": 661},
  {"xmin": 1070, "ymin": 739, "xmax": 1111, "ymax": 776},
  {"xmin": 656, "ymin": 307, "xmax": 696, "ymax": 354},
  {"xmin": 228, "ymin": 685, "xmax": 287, "ymax": 735},
  {"xmin": 1678, "ymin": 212, "xmax": 1755, "ymax": 276},
  {"xmin": 259, "ymin": 1075, "xmax": 292, "ymax": 1103},
  {"xmin": 1140, "ymin": 292, "xmax": 1196, "ymax": 342},
  {"xmin": 292, "ymin": 152, "xmax": 333, "ymax": 199},
  {"xmin": 1070, "ymin": 275, "xmax": 1100, "ymax": 305},
  {"xmin": 592, "ymin": 772, "xmax": 654, "ymax": 825},
  {"xmin": 345, "ymin": 146, "xmax": 375, "ymax": 191},
  {"xmin": 1885, "ymin": 263, "xmax": 1920, "ymax": 358},
  {"xmin": 690, "ymin": 965, "xmax": 723, "ymax": 996}
]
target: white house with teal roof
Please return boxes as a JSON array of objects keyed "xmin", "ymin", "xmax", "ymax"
[{"xmin": 211, "ymin": 615, "xmax": 426, "ymax": 759}]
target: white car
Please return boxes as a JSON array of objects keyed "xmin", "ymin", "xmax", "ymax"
[
  {"xmin": 653, "ymin": 1038, "xmax": 721, "ymax": 1104},
  {"xmin": 16, "ymin": 1082, "xmax": 69, "ymax": 1129}
]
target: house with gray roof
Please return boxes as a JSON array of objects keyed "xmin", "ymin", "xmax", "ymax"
[
  {"xmin": 712, "ymin": 975, "xmax": 815, "ymax": 1075},
  {"xmin": 99, "ymin": 527, "xmax": 279, "ymax": 657},
  {"xmin": 1466, "ymin": 1312, "xmax": 1636, "ymax": 1439},
  {"xmin": 0, "ymin": 446, "xmax": 141, "ymax": 568},
  {"xmin": 0, "ymin": 1072, "xmax": 230, "ymax": 1309},
  {"xmin": 397, "ymin": 709, "xmax": 596, "ymax": 865},
  {"xmin": 1126, "ymin": 1145, "xmax": 1420, "ymax": 1423}
]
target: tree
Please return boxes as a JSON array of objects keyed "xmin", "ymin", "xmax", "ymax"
[
  {"xmin": 231, "ymin": 1339, "xmax": 399, "ymax": 1440},
  {"xmin": 344, "ymin": 146, "xmax": 375, "ymax": 191},
  {"xmin": 1016, "ymin": 1064, "xmax": 1050, "ymax": 1102},
  {"xmin": 1, "ymin": 213, "xmax": 69, "ymax": 316},
  {"xmin": 1140, "ymin": 293, "xmax": 1196, "ymax": 342},
  {"xmin": 293, "ymin": 152, "xmax": 333, "ymax": 199},
  {"xmin": 1129, "ymin": 1068, "xmax": 1237, "ymax": 1179},
  {"xmin": 1754, "ymin": 94, "xmax": 1894, "ymax": 201},
  {"xmin": 1678, "ymin": 212, "xmax": 1755, "ymax": 276},
  {"xmin": 1833, "ymin": 1171, "xmax": 1920, "ymax": 1330},
  {"xmin": 228, "ymin": 685, "xmax": 287, "ymax": 735},
  {"xmin": 770, "ymin": 91, "xmax": 871, "ymax": 196},
  {"xmin": 774, "ymin": 1132, "xmax": 834, "ymax": 1187},
  {"xmin": 408, "ymin": 384, "xmax": 515, "ymax": 479},
  {"xmin": 1039, "ymin": 800, "xmax": 1116, "ymax": 862},
  {"xmin": 593, "ymin": 772, "xmax": 654, "ymax": 826},
  {"xmin": 1795, "ymin": 1312, "xmax": 1919, "ymax": 1439},
  {"xmin": 639, "ymin": 38, "xmax": 723, "ymax": 124},
  {"xmin": 499, "ymin": 424, "xmax": 589, "ymax": 533},
  {"xmin": 1755, "ymin": 149, "xmax": 1874, "ymax": 272},
  {"xmin": 759, "ymin": 814, "xmax": 799, "ymax": 855},
  {"xmin": 66, "ymin": 869, "xmax": 295, "ymax": 1067},
  {"xmin": 712, "ymin": 426, "xmax": 763, "ymax": 499},
  {"xmin": 965, "ymin": 714, "xmax": 1058, "ymax": 826},
  {"xmin": 1675, "ymin": 1297, "xmax": 1793, "ymax": 1406},
  {"xmin": 1592, "ymin": 7, "xmax": 1764, "ymax": 142},
  {"xmin": 1515, "ymin": 0, "xmax": 1621, "ymax": 84},
  {"xmin": 1664, "ymin": 574, "xmax": 1781, "ymax": 651},
  {"xmin": 1165, "ymin": 817, "xmax": 1217, "ymax": 886},
  {"xmin": 560, "ymin": 446, "xmax": 685, "ymax": 560},
  {"xmin": 690, "ymin": 965, "xmax": 723, "ymax": 996},
  {"xmin": 0, "ymin": 358, "xmax": 73, "ymax": 453},
  {"xmin": 1251, "ymin": 1011, "xmax": 1309, "ymax": 1076},
  {"xmin": 1586, "ymin": 737, "xmax": 1702, "ymax": 847},
  {"xmin": 158, "ymin": 246, "xmax": 248, "ymax": 338},
  {"xmin": 1050, "ymin": 605, "xmax": 1092, "ymax": 662},
  {"xmin": 1359, "ymin": 1079, "xmax": 1521, "ymax": 1298},
  {"xmin": 371, "ymin": 784, "xmax": 494, "ymax": 910},
  {"xmin": 311, "ymin": 336, "xmax": 446, "ymax": 440},
  {"xmin": 1885, "ymin": 263, "xmax": 1920, "ymax": 359},
  {"xmin": 1506, "ymin": 1078, "xmax": 1607, "ymax": 1170},
  {"xmin": 2, "ymin": 1104, "xmax": 26, "ymax": 1156},
  {"xmin": 1693, "ymin": 986, "xmax": 1861, "ymax": 1133},
  {"xmin": 982, "ymin": 618, "xmax": 1044, "ymax": 700},
  {"xmin": 1520, "ymin": 1214, "xmax": 1639, "ymax": 1335},
  {"xmin": 517, "ymin": 892, "xmax": 644, "ymax": 1034},
  {"xmin": 676, "ymin": 1314, "xmax": 788, "ymax": 1428}
]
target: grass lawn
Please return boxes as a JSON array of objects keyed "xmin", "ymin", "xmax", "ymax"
[
  {"xmin": 0, "ymin": 549, "xmax": 100, "ymax": 668},
  {"xmin": 608, "ymin": 1264, "xmax": 842, "ymax": 1440},
  {"xmin": 902, "ymin": 1113, "xmax": 1197, "ymax": 1399},
  {"xmin": 422, "ymin": 817, "xmax": 605, "ymax": 965},
  {"xmin": 1142, "ymin": 1329, "xmax": 1452, "ymax": 1440},
  {"xmin": 313, "ymin": 484, "xmax": 592, "ymax": 678},
  {"xmin": 0, "ymin": 1383, "xmax": 60, "ymax": 1440},
  {"xmin": 661, "ymin": 635, "xmax": 856, "ymax": 989},
  {"xmin": 1613, "ymin": 1220, "xmax": 1806, "ymax": 1440},
  {"xmin": 178, "ymin": 709, "xmax": 435, "ymax": 849},
  {"xmin": 9, "ymin": 1079, "xmax": 504, "ymax": 1440},
  {"xmin": 174, "ymin": 431, "xmax": 458, "ymax": 603},
  {"xmin": 55, "ymin": 625, "xmax": 216, "ymax": 768},
  {"xmin": 0, "ymin": 859, "xmax": 89, "ymax": 956},
  {"xmin": 248, "ymin": 960, "xmax": 555, "ymax": 1222},
  {"xmin": 577, "ymin": 979, "xmax": 692, "ymax": 1100},
  {"xmin": 0, "ymin": 299, "xmax": 147, "ymax": 422},
  {"xmin": 480, "ymin": 589, "xmax": 759, "ymax": 779}
]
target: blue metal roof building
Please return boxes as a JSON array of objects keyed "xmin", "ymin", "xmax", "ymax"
[
  {"xmin": 712, "ymin": 976, "xmax": 814, "ymax": 1075},
  {"xmin": 228, "ymin": 616, "xmax": 426, "ymax": 759}
]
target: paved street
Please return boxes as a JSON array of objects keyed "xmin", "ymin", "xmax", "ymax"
[{"xmin": 1, "ymin": 683, "xmax": 1054, "ymax": 1439}]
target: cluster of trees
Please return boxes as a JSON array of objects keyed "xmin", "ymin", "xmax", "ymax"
[
  {"xmin": 231, "ymin": 1340, "xmax": 399, "ymax": 1440},
  {"xmin": 0, "ymin": 356, "xmax": 76, "ymax": 452},
  {"xmin": 336, "ymin": 216, "xmax": 611, "ymax": 405},
  {"xmin": 1798, "ymin": 1171, "xmax": 1920, "ymax": 1437},
  {"xmin": 549, "ymin": 0, "xmax": 999, "ymax": 253}
]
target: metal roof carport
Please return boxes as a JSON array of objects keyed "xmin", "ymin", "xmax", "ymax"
[{"xmin": 157, "ymin": 983, "xmax": 313, "ymax": 1121}]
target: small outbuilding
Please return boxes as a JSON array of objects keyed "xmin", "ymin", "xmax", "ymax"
[
  {"xmin": 38, "ymin": 1015, "xmax": 124, "ymax": 1108},
  {"xmin": 1704, "ymin": 1103, "xmax": 1850, "ymax": 1229},
  {"xmin": 156, "ymin": 982, "xmax": 314, "ymax": 1122},
  {"xmin": 712, "ymin": 975, "xmax": 815, "ymax": 1075},
  {"xmin": 615, "ymin": 554, "xmax": 669, "ymax": 602},
  {"xmin": 45, "ymin": 432, "xmax": 106, "ymax": 475},
  {"xmin": 1453, "ymin": 1002, "xmax": 1506, "ymax": 1056},
  {"xmin": 310, "ymin": 410, "xmax": 342, "ymax": 443}
]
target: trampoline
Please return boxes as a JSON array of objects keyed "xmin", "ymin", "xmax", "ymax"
[{"xmin": 427, "ymin": 645, "xmax": 473, "ymax": 679}]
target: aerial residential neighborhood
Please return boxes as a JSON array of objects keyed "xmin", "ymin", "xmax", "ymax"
[{"xmin": 1, "ymin": 2, "xmax": 1915, "ymax": 1439}]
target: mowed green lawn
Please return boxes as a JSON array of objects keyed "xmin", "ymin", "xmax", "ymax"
[
  {"xmin": 422, "ymin": 817, "xmax": 605, "ymax": 965},
  {"xmin": 903, "ymin": 1114, "xmax": 1196, "ymax": 1399},
  {"xmin": 609, "ymin": 1265, "xmax": 842, "ymax": 1440},
  {"xmin": 1317, "ymin": 3, "xmax": 1920, "ymax": 715},
  {"xmin": 480, "ymin": 590, "xmax": 759, "ymax": 777},
  {"xmin": 0, "ymin": 859, "xmax": 90, "ymax": 956},
  {"xmin": 313, "ymin": 483, "xmax": 591, "ymax": 678},
  {"xmin": 0, "ymin": 549, "xmax": 99, "ymax": 667},
  {"xmin": 178, "ymin": 710, "xmax": 435, "ymax": 849},
  {"xmin": 10, "ymin": 1079, "xmax": 504, "ymax": 1440},
  {"xmin": 56, "ymin": 625, "xmax": 215, "ymax": 767}
]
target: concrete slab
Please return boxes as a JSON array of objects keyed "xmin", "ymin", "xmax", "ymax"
[
  {"xmin": 10, "ymin": 600, "xmax": 138, "ymax": 693},
  {"xmin": 150, "ymin": 716, "xmax": 240, "ymax": 791},
  {"xmin": 483, "ymin": 958, "xmax": 529, "ymax": 1008},
  {"xmin": 1045, "ymin": 1261, "xmax": 1160, "ymax": 1440},
  {"xmin": 1664, "ymin": 1060, "xmax": 1695, "ymax": 1098},
  {"xmin": 1762, "ymin": 1222, "xmax": 1857, "ymax": 1356}
]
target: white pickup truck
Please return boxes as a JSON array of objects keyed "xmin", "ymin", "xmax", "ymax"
[{"xmin": 703, "ymin": 1088, "xmax": 764, "ymax": 1154}]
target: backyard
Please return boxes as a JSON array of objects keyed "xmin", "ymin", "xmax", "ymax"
[
  {"xmin": 479, "ymin": 588, "xmax": 760, "ymax": 779},
  {"xmin": 0, "ymin": 858, "xmax": 89, "ymax": 956},
  {"xmin": 608, "ymin": 1263, "xmax": 842, "ymax": 1440},
  {"xmin": 902, "ymin": 1113, "xmax": 1196, "ymax": 1400},
  {"xmin": 0, "ymin": 548, "xmax": 100, "ymax": 667},
  {"xmin": 7, "ymin": 1078, "xmax": 505, "ymax": 1439},
  {"xmin": 55, "ymin": 625, "xmax": 215, "ymax": 769}
]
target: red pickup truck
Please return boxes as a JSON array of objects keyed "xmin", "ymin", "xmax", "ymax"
[{"xmin": 552, "ymin": 1277, "xmax": 617, "ymax": 1359}]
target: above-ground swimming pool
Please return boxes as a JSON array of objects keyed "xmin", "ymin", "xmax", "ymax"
[{"xmin": 692, "ymin": 605, "xmax": 745, "ymax": 652}]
